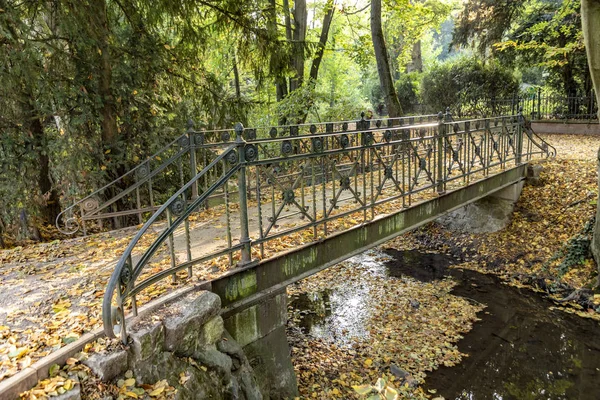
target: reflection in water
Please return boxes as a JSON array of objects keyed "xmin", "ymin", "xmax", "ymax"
[
  {"xmin": 291, "ymin": 248, "xmax": 600, "ymax": 400},
  {"xmin": 384, "ymin": 249, "xmax": 600, "ymax": 400},
  {"xmin": 289, "ymin": 285, "xmax": 371, "ymax": 346}
]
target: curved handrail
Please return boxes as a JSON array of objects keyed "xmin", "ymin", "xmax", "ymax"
[{"xmin": 102, "ymin": 143, "xmax": 238, "ymax": 341}]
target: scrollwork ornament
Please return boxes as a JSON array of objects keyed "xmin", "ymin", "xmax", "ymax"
[
  {"xmin": 310, "ymin": 125, "xmax": 317, "ymax": 134},
  {"xmin": 245, "ymin": 129, "xmax": 257, "ymax": 140},
  {"xmin": 82, "ymin": 198, "xmax": 99, "ymax": 213},
  {"xmin": 269, "ymin": 127, "xmax": 278, "ymax": 138},
  {"xmin": 226, "ymin": 150, "xmax": 238, "ymax": 165},
  {"xmin": 137, "ymin": 163, "xmax": 150, "ymax": 180},
  {"xmin": 282, "ymin": 189, "xmax": 295, "ymax": 205},
  {"xmin": 453, "ymin": 123, "xmax": 460, "ymax": 133},
  {"xmin": 339, "ymin": 134, "xmax": 349, "ymax": 148},
  {"xmin": 194, "ymin": 133, "xmax": 205, "ymax": 146},
  {"xmin": 120, "ymin": 260, "xmax": 133, "ymax": 288},
  {"xmin": 281, "ymin": 140, "xmax": 293, "ymax": 156},
  {"xmin": 419, "ymin": 159, "xmax": 427, "ymax": 171},
  {"xmin": 170, "ymin": 197, "xmax": 186, "ymax": 216},
  {"xmin": 312, "ymin": 137, "xmax": 324, "ymax": 153},
  {"xmin": 342, "ymin": 122, "xmax": 348, "ymax": 131},
  {"xmin": 63, "ymin": 217, "xmax": 80, "ymax": 234},
  {"xmin": 178, "ymin": 136, "xmax": 190, "ymax": 148},
  {"xmin": 384, "ymin": 166, "xmax": 393, "ymax": 179},
  {"xmin": 340, "ymin": 176, "xmax": 351, "ymax": 190},
  {"xmin": 384, "ymin": 130, "xmax": 392, "ymax": 143},
  {"xmin": 244, "ymin": 144, "xmax": 258, "ymax": 162},
  {"xmin": 221, "ymin": 131, "xmax": 231, "ymax": 142},
  {"xmin": 363, "ymin": 132, "xmax": 374, "ymax": 146}
]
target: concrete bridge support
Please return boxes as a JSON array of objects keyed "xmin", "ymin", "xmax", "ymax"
[{"xmin": 223, "ymin": 290, "xmax": 299, "ymax": 399}]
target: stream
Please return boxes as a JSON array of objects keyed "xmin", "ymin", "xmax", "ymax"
[{"xmin": 289, "ymin": 249, "xmax": 600, "ymax": 400}]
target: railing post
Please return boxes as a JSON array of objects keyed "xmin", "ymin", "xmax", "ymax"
[
  {"xmin": 436, "ymin": 111, "xmax": 445, "ymax": 195},
  {"xmin": 235, "ymin": 123, "xmax": 252, "ymax": 265},
  {"xmin": 187, "ymin": 119, "xmax": 199, "ymax": 201},
  {"xmin": 537, "ymin": 87, "xmax": 542, "ymax": 120},
  {"xmin": 516, "ymin": 107, "xmax": 524, "ymax": 165}
]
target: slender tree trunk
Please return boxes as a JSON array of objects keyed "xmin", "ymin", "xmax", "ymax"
[
  {"xmin": 290, "ymin": 0, "xmax": 307, "ymax": 93},
  {"xmin": 407, "ymin": 40, "xmax": 423, "ymax": 73},
  {"xmin": 582, "ymin": 0, "xmax": 600, "ymax": 119},
  {"xmin": 309, "ymin": 0, "xmax": 335, "ymax": 82},
  {"xmin": 29, "ymin": 111, "xmax": 61, "ymax": 224},
  {"xmin": 582, "ymin": 0, "xmax": 600, "ymax": 281},
  {"xmin": 371, "ymin": 0, "xmax": 403, "ymax": 118},
  {"xmin": 89, "ymin": 0, "xmax": 119, "ymax": 156}
]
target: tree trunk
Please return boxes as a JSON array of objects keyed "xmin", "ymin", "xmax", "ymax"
[
  {"xmin": 407, "ymin": 40, "xmax": 423, "ymax": 73},
  {"xmin": 290, "ymin": 0, "xmax": 307, "ymax": 93},
  {"xmin": 582, "ymin": 0, "xmax": 600, "ymax": 119},
  {"xmin": 370, "ymin": 0, "xmax": 403, "ymax": 118},
  {"xmin": 581, "ymin": 0, "xmax": 600, "ymax": 282},
  {"xmin": 30, "ymin": 112, "xmax": 62, "ymax": 225},
  {"xmin": 88, "ymin": 0, "xmax": 120, "ymax": 173},
  {"xmin": 309, "ymin": 0, "xmax": 335, "ymax": 83}
]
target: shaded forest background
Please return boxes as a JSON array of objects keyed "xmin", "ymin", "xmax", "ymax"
[{"xmin": 0, "ymin": 0, "xmax": 592, "ymax": 245}]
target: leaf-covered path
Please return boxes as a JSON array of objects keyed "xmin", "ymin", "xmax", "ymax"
[{"xmin": 2, "ymin": 133, "xmax": 599, "ymax": 394}]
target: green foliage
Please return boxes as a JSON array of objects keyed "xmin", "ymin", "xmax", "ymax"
[{"xmin": 420, "ymin": 56, "xmax": 520, "ymax": 116}]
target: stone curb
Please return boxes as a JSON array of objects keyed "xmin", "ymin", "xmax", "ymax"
[
  {"xmin": 0, "ymin": 330, "xmax": 103, "ymax": 400},
  {"xmin": 0, "ymin": 283, "xmax": 211, "ymax": 400}
]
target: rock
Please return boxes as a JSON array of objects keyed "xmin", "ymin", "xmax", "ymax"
[
  {"xmin": 192, "ymin": 346, "xmax": 233, "ymax": 380},
  {"xmin": 238, "ymin": 368, "xmax": 263, "ymax": 400},
  {"xmin": 53, "ymin": 375, "xmax": 81, "ymax": 400},
  {"xmin": 217, "ymin": 332, "xmax": 246, "ymax": 371},
  {"xmin": 390, "ymin": 364, "xmax": 410, "ymax": 380},
  {"xmin": 389, "ymin": 364, "xmax": 418, "ymax": 389},
  {"xmin": 129, "ymin": 322, "xmax": 164, "ymax": 362},
  {"xmin": 164, "ymin": 292, "xmax": 221, "ymax": 354},
  {"xmin": 201, "ymin": 317, "xmax": 225, "ymax": 346},
  {"xmin": 409, "ymin": 299, "xmax": 420, "ymax": 310},
  {"xmin": 436, "ymin": 197, "xmax": 515, "ymax": 233},
  {"xmin": 83, "ymin": 350, "xmax": 128, "ymax": 381}
]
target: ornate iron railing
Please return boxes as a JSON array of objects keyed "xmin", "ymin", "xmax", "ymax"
[
  {"xmin": 56, "ymin": 115, "xmax": 439, "ymax": 235},
  {"xmin": 487, "ymin": 92, "xmax": 598, "ymax": 122},
  {"xmin": 102, "ymin": 111, "xmax": 556, "ymax": 342}
]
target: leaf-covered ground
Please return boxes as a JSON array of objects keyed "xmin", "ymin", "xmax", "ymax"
[
  {"xmin": 286, "ymin": 133, "xmax": 600, "ymax": 399},
  {"xmin": 4, "ymin": 133, "xmax": 600, "ymax": 399}
]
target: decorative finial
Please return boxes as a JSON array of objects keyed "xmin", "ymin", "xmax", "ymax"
[{"xmin": 234, "ymin": 122, "xmax": 244, "ymax": 140}]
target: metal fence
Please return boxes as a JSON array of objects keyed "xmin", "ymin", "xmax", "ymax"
[
  {"xmin": 101, "ymin": 111, "xmax": 556, "ymax": 342},
  {"xmin": 487, "ymin": 91, "xmax": 598, "ymax": 122}
]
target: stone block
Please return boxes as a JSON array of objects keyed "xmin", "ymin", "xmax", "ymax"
[
  {"xmin": 83, "ymin": 350, "xmax": 128, "ymax": 381},
  {"xmin": 129, "ymin": 322, "xmax": 164, "ymax": 362},
  {"xmin": 200, "ymin": 316, "xmax": 225, "ymax": 347},
  {"xmin": 164, "ymin": 291, "xmax": 221, "ymax": 354}
]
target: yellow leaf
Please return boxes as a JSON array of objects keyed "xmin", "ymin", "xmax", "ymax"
[
  {"xmin": 149, "ymin": 386, "xmax": 165, "ymax": 396},
  {"xmin": 124, "ymin": 391, "xmax": 138, "ymax": 398},
  {"xmin": 100, "ymin": 165, "xmax": 107, "ymax": 171},
  {"xmin": 364, "ymin": 359, "xmax": 373, "ymax": 367},
  {"xmin": 105, "ymin": 149, "xmax": 111, "ymax": 154},
  {"xmin": 124, "ymin": 378, "xmax": 135, "ymax": 387}
]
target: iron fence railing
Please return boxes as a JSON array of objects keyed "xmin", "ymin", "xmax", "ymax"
[
  {"xmin": 487, "ymin": 91, "xmax": 598, "ymax": 122},
  {"xmin": 102, "ymin": 110, "xmax": 556, "ymax": 342},
  {"xmin": 55, "ymin": 114, "xmax": 440, "ymax": 236}
]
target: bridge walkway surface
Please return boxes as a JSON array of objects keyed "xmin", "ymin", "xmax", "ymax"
[{"xmin": 0, "ymin": 111, "xmax": 556, "ymax": 398}]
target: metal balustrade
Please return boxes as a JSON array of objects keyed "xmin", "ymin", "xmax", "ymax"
[
  {"xmin": 55, "ymin": 114, "xmax": 439, "ymax": 236},
  {"xmin": 101, "ymin": 110, "xmax": 556, "ymax": 342}
]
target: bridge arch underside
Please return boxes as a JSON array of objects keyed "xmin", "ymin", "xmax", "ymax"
[{"xmin": 214, "ymin": 163, "xmax": 527, "ymax": 398}]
